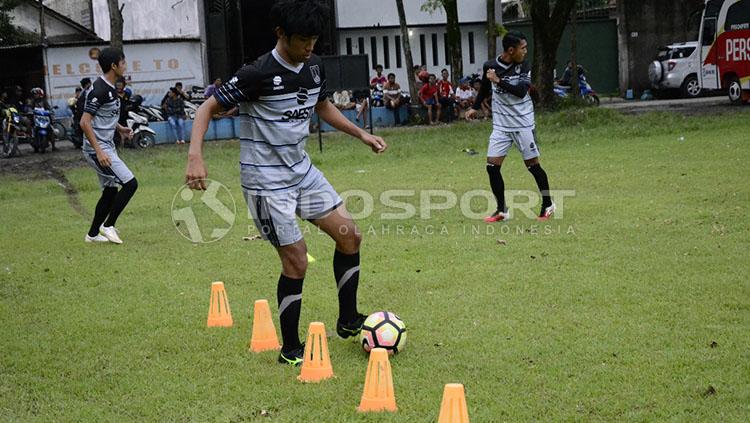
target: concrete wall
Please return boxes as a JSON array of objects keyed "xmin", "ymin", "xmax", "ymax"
[
  {"xmin": 617, "ymin": 0, "xmax": 705, "ymax": 95},
  {"xmin": 335, "ymin": 0, "xmax": 500, "ymax": 28},
  {"xmin": 92, "ymin": 0, "xmax": 201, "ymax": 41}
]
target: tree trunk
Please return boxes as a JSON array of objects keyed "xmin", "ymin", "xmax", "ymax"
[
  {"xmin": 107, "ymin": 0, "xmax": 124, "ymax": 50},
  {"xmin": 487, "ymin": 0, "xmax": 496, "ymax": 60},
  {"xmin": 529, "ymin": 0, "xmax": 576, "ymax": 109},
  {"xmin": 444, "ymin": 0, "xmax": 462, "ymax": 85},
  {"xmin": 570, "ymin": 1, "xmax": 580, "ymax": 98},
  {"xmin": 396, "ymin": 0, "xmax": 418, "ymax": 105}
]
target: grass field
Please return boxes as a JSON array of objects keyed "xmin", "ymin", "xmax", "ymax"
[{"xmin": 1, "ymin": 108, "xmax": 749, "ymax": 421}]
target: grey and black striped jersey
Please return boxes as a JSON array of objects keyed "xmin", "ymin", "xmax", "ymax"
[
  {"xmin": 82, "ymin": 76, "xmax": 121, "ymax": 152},
  {"xmin": 214, "ymin": 49, "xmax": 328, "ymax": 195},
  {"xmin": 474, "ymin": 58, "xmax": 535, "ymax": 132}
]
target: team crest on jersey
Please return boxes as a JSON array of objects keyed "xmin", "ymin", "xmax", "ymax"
[
  {"xmin": 108, "ymin": 91, "xmax": 114, "ymax": 99},
  {"xmin": 296, "ymin": 87, "xmax": 309, "ymax": 105},
  {"xmin": 229, "ymin": 76, "xmax": 238, "ymax": 84},
  {"xmin": 310, "ymin": 65, "xmax": 321, "ymax": 84}
]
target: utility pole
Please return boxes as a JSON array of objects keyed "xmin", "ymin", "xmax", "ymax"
[{"xmin": 39, "ymin": 0, "xmax": 46, "ymax": 45}]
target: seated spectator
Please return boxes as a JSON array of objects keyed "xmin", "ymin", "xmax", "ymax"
[
  {"xmin": 383, "ymin": 73, "xmax": 404, "ymax": 125},
  {"xmin": 354, "ymin": 92, "xmax": 369, "ymax": 129},
  {"xmin": 437, "ymin": 68, "xmax": 456, "ymax": 120},
  {"xmin": 370, "ymin": 65, "xmax": 387, "ymax": 89},
  {"xmin": 165, "ymin": 88, "xmax": 187, "ymax": 144},
  {"xmin": 333, "ymin": 90, "xmax": 355, "ymax": 110},
  {"xmin": 418, "ymin": 74, "xmax": 441, "ymax": 125},
  {"xmin": 204, "ymin": 78, "xmax": 222, "ymax": 98},
  {"xmin": 472, "ymin": 79, "xmax": 491, "ymax": 119},
  {"xmin": 454, "ymin": 77, "xmax": 476, "ymax": 117},
  {"xmin": 413, "ymin": 65, "xmax": 426, "ymax": 91}
]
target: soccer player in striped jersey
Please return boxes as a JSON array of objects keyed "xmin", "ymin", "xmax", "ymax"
[
  {"xmin": 184, "ymin": 0, "xmax": 387, "ymax": 366},
  {"xmin": 80, "ymin": 48, "xmax": 138, "ymax": 244},
  {"xmin": 465, "ymin": 31, "xmax": 556, "ymax": 222}
]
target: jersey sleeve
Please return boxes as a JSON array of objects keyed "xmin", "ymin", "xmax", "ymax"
[
  {"xmin": 317, "ymin": 63, "xmax": 328, "ymax": 103},
  {"xmin": 83, "ymin": 86, "xmax": 107, "ymax": 115},
  {"xmin": 214, "ymin": 64, "xmax": 262, "ymax": 109}
]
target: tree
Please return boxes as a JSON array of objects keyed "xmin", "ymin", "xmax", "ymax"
[
  {"xmin": 487, "ymin": 0, "xmax": 496, "ymax": 59},
  {"xmin": 107, "ymin": 0, "xmax": 124, "ymax": 50},
  {"xmin": 421, "ymin": 0, "xmax": 462, "ymax": 85},
  {"xmin": 0, "ymin": 0, "xmax": 33, "ymax": 47},
  {"xmin": 395, "ymin": 0, "xmax": 418, "ymax": 105},
  {"xmin": 528, "ymin": 0, "xmax": 576, "ymax": 108}
]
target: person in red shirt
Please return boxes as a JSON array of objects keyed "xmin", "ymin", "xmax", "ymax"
[
  {"xmin": 437, "ymin": 68, "xmax": 456, "ymax": 120},
  {"xmin": 418, "ymin": 73, "xmax": 441, "ymax": 125},
  {"xmin": 370, "ymin": 64, "xmax": 387, "ymax": 89}
]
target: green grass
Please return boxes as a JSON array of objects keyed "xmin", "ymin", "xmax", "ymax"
[{"xmin": 1, "ymin": 108, "xmax": 749, "ymax": 421}]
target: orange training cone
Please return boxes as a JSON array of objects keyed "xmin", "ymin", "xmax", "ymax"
[
  {"xmin": 357, "ymin": 348, "xmax": 397, "ymax": 412},
  {"xmin": 207, "ymin": 281, "xmax": 233, "ymax": 327},
  {"xmin": 249, "ymin": 299, "xmax": 281, "ymax": 352},
  {"xmin": 437, "ymin": 383, "xmax": 470, "ymax": 423},
  {"xmin": 297, "ymin": 322, "xmax": 334, "ymax": 382}
]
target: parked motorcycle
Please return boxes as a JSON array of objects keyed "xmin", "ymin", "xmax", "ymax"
[
  {"xmin": 554, "ymin": 74, "xmax": 600, "ymax": 106},
  {"xmin": 31, "ymin": 107, "xmax": 54, "ymax": 153},
  {"xmin": 1, "ymin": 106, "xmax": 22, "ymax": 158},
  {"xmin": 124, "ymin": 95, "xmax": 156, "ymax": 148}
]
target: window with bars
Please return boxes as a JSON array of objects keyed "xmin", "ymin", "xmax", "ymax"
[
  {"xmin": 395, "ymin": 35, "xmax": 402, "ymax": 68},
  {"xmin": 383, "ymin": 36, "xmax": 390, "ymax": 68}
]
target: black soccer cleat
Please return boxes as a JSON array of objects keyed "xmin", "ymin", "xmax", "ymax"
[
  {"xmin": 278, "ymin": 345, "xmax": 305, "ymax": 367},
  {"xmin": 336, "ymin": 313, "xmax": 368, "ymax": 339}
]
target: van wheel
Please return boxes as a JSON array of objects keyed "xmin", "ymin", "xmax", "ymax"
[
  {"xmin": 727, "ymin": 76, "xmax": 742, "ymax": 105},
  {"xmin": 681, "ymin": 75, "xmax": 701, "ymax": 98}
]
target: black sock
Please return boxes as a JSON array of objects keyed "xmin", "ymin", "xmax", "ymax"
[
  {"xmin": 103, "ymin": 178, "xmax": 138, "ymax": 227},
  {"xmin": 486, "ymin": 164, "xmax": 506, "ymax": 213},
  {"xmin": 527, "ymin": 164, "xmax": 552, "ymax": 209},
  {"xmin": 88, "ymin": 187, "xmax": 118, "ymax": 237},
  {"xmin": 277, "ymin": 274, "xmax": 304, "ymax": 353},
  {"xmin": 333, "ymin": 250, "xmax": 360, "ymax": 323}
]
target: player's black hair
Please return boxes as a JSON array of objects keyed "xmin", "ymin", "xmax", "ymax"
[
  {"xmin": 375, "ymin": 64, "xmax": 383, "ymax": 70},
  {"xmin": 387, "ymin": 73, "xmax": 395, "ymax": 78},
  {"xmin": 271, "ymin": 0, "xmax": 329, "ymax": 38},
  {"xmin": 75, "ymin": 87, "xmax": 82, "ymax": 93},
  {"xmin": 98, "ymin": 48, "xmax": 125, "ymax": 73},
  {"xmin": 441, "ymin": 68, "xmax": 449, "ymax": 73},
  {"xmin": 503, "ymin": 31, "xmax": 526, "ymax": 52},
  {"xmin": 80, "ymin": 77, "xmax": 91, "ymax": 88},
  {"xmin": 175, "ymin": 82, "xmax": 183, "ymax": 88}
]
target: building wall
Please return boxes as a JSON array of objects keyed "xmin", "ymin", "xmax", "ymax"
[
  {"xmin": 92, "ymin": 0, "xmax": 201, "ymax": 41},
  {"xmin": 45, "ymin": 0, "xmax": 93, "ymax": 29},
  {"xmin": 506, "ymin": 19, "xmax": 620, "ymax": 94},
  {"xmin": 618, "ymin": 0, "xmax": 705, "ymax": 94},
  {"xmin": 12, "ymin": 2, "xmax": 87, "ymax": 38},
  {"xmin": 45, "ymin": 40, "xmax": 205, "ymax": 116},
  {"xmin": 335, "ymin": 0, "xmax": 500, "ymax": 28},
  {"xmin": 337, "ymin": 24, "xmax": 490, "ymax": 87}
]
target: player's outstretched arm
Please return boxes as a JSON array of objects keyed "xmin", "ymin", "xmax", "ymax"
[
  {"xmin": 315, "ymin": 100, "xmax": 387, "ymax": 154},
  {"xmin": 185, "ymin": 96, "xmax": 225, "ymax": 190}
]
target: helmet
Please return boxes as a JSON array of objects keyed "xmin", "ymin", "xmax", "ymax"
[
  {"xmin": 31, "ymin": 87, "xmax": 44, "ymax": 97},
  {"xmin": 130, "ymin": 94, "xmax": 143, "ymax": 107}
]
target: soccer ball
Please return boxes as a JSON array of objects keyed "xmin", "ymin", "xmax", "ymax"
[{"xmin": 360, "ymin": 311, "xmax": 407, "ymax": 354}]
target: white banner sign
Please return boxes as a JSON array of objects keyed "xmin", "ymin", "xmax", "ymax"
[{"xmin": 45, "ymin": 41, "xmax": 205, "ymax": 116}]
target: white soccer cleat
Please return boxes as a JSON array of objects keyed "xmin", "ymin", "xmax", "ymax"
[
  {"xmin": 99, "ymin": 225, "xmax": 123, "ymax": 244},
  {"xmin": 85, "ymin": 234, "xmax": 109, "ymax": 243},
  {"xmin": 538, "ymin": 202, "xmax": 556, "ymax": 221}
]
